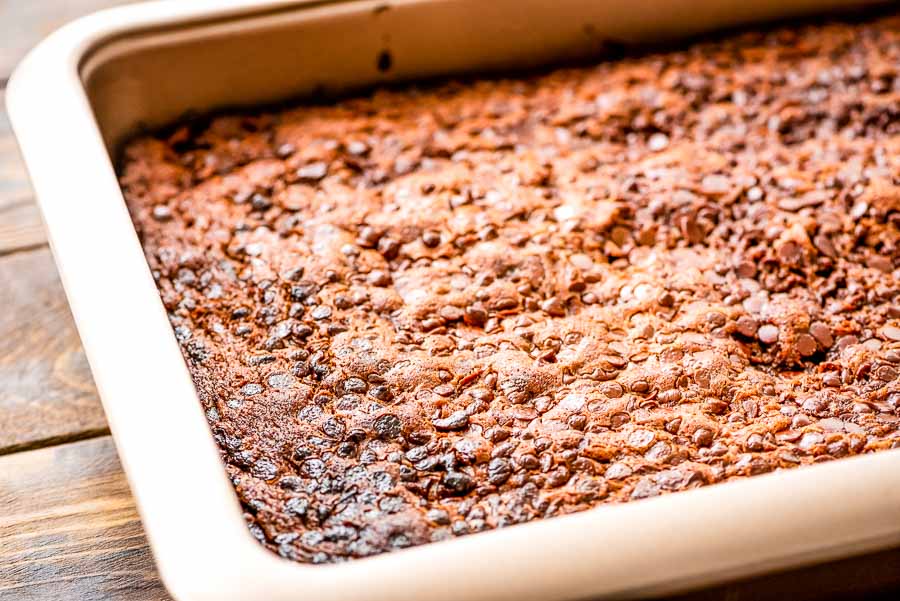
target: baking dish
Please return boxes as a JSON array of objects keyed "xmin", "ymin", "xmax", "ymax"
[{"xmin": 7, "ymin": 0, "xmax": 900, "ymax": 599}]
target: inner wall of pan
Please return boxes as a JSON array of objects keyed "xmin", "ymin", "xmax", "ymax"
[{"xmin": 80, "ymin": 0, "xmax": 879, "ymax": 156}]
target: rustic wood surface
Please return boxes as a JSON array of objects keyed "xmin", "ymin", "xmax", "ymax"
[
  {"xmin": 0, "ymin": 91, "xmax": 33, "ymax": 206},
  {"xmin": 0, "ymin": 437, "xmax": 170, "ymax": 601},
  {"xmin": 0, "ymin": 90, "xmax": 46, "ymax": 254},
  {"xmin": 1, "ymin": 1, "xmax": 900, "ymax": 600},
  {"xmin": 0, "ymin": 246, "xmax": 108, "ymax": 455}
]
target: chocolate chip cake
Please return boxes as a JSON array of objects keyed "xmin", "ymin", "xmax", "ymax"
[{"xmin": 120, "ymin": 12, "xmax": 900, "ymax": 564}]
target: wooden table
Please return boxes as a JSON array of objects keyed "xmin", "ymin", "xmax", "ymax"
[{"xmin": 1, "ymin": 2, "xmax": 900, "ymax": 600}]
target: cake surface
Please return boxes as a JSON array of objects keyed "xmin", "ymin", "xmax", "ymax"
[{"xmin": 121, "ymin": 12, "xmax": 900, "ymax": 563}]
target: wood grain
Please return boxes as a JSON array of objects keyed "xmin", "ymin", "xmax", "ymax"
[
  {"xmin": 0, "ymin": 198, "xmax": 45, "ymax": 255},
  {"xmin": 671, "ymin": 550, "xmax": 900, "ymax": 601},
  {"xmin": 0, "ymin": 436, "xmax": 170, "ymax": 601},
  {"xmin": 0, "ymin": 246, "xmax": 107, "ymax": 455},
  {"xmin": 0, "ymin": 90, "xmax": 48, "ymax": 255},
  {"xmin": 0, "ymin": 90, "xmax": 34, "ymax": 211},
  {"xmin": 0, "ymin": 0, "xmax": 141, "ymax": 81}
]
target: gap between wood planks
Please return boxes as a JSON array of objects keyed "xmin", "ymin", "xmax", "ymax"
[
  {"xmin": 0, "ymin": 246, "xmax": 109, "ymax": 456},
  {"xmin": 0, "ymin": 199, "xmax": 46, "ymax": 257},
  {"xmin": 0, "ymin": 435, "xmax": 171, "ymax": 601},
  {"xmin": 0, "ymin": 427, "xmax": 111, "ymax": 458}
]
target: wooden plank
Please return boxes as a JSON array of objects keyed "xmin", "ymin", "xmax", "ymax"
[
  {"xmin": 0, "ymin": 90, "xmax": 34, "ymax": 211},
  {"xmin": 0, "ymin": 246, "xmax": 107, "ymax": 455},
  {"xmin": 0, "ymin": 199, "xmax": 45, "ymax": 255},
  {"xmin": 672, "ymin": 551, "xmax": 900, "ymax": 601},
  {"xmin": 1, "ymin": 89, "xmax": 49, "ymax": 255},
  {"xmin": 0, "ymin": 436, "xmax": 170, "ymax": 601},
  {"xmin": 0, "ymin": 0, "xmax": 142, "ymax": 81}
]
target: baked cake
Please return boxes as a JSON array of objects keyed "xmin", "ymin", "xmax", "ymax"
[{"xmin": 120, "ymin": 12, "xmax": 900, "ymax": 563}]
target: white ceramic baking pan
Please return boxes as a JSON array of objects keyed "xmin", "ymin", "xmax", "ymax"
[{"xmin": 7, "ymin": 1, "xmax": 900, "ymax": 599}]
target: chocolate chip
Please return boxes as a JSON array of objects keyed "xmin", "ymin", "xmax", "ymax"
[
  {"xmin": 876, "ymin": 365, "xmax": 898, "ymax": 381},
  {"xmin": 706, "ymin": 311, "xmax": 727, "ymax": 328},
  {"xmin": 322, "ymin": 417, "xmax": 345, "ymax": 438},
  {"xmin": 152, "ymin": 205, "xmax": 173, "ymax": 221},
  {"xmin": 734, "ymin": 260, "xmax": 757, "ymax": 278},
  {"xmin": 606, "ymin": 462, "xmax": 633, "ymax": 480},
  {"xmin": 310, "ymin": 305, "xmax": 332, "ymax": 320},
  {"xmin": 796, "ymin": 333, "xmax": 818, "ymax": 357},
  {"xmin": 442, "ymin": 471, "xmax": 475, "ymax": 495},
  {"xmin": 377, "ymin": 236, "xmax": 400, "ymax": 259},
  {"xmin": 487, "ymin": 458, "xmax": 512, "ymax": 485},
  {"xmin": 343, "ymin": 377, "xmax": 367, "ymax": 393},
  {"xmin": 813, "ymin": 234, "xmax": 837, "ymax": 258},
  {"xmin": 517, "ymin": 454, "xmax": 539, "ymax": 470},
  {"xmin": 297, "ymin": 161, "xmax": 328, "ymax": 181},
  {"xmin": 757, "ymin": 324, "xmax": 780, "ymax": 345},
  {"xmin": 422, "ymin": 230, "xmax": 441, "ymax": 247},
  {"xmin": 658, "ymin": 389, "xmax": 682, "ymax": 403},
  {"xmin": 809, "ymin": 322, "xmax": 833, "ymax": 348},
  {"xmin": 426, "ymin": 509, "xmax": 450, "ymax": 525},
  {"xmin": 357, "ymin": 226, "xmax": 381, "ymax": 247},
  {"xmin": 290, "ymin": 281, "xmax": 318, "ymax": 301},
  {"xmin": 432, "ymin": 410, "xmax": 469, "ymax": 431},
  {"xmin": 631, "ymin": 380, "xmax": 650, "ymax": 393},
  {"xmin": 602, "ymin": 382, "xmax": 624, "ymax": 399},
  {"xmin": 567, "ymin": 414, "xmax": 587, "ymax": 430},
  {"xmin": 822, "ymin": 373, "xmax": 842, "ymax": 388},
  {"xmin": 373, "ymin": 414, "xmax": 402, "ymax": 439},
  {"xmin": 347, "ymin": 140, "xmax": 370, "ymax": 156},
  {"xmin": 746, "ymin": 186, "xmax": 764, "ymax": 202},
  {"xmin": 241, "ymin": 383, "xmax": 263, "ymax": 396},
  {"xmin": 648, "ymin": 132, "xmax": 670, "ymax": 151},
  {"xmin": 565, "ymin": 266, "xmax": 586, "ymax": 292},
  {"xmin": 745, "ymin": 433, "xmax": 765, "ymax": 452},
  {"xmin": 275, "ymin": 143, "xmax": 296, "ymax": 158},
  {"xmin": 367, "ymin": 270, "xmax": 392, "ymax": 287},
  {"xmin": 300, "ymin": 458, "xmax": 326, "ymax": 478},
  {"xmin": 250, "ymin": 193, "xmax": 272, "ymax": 211},
  {"xmin": 657, "ymin": 291, "xmax": 675, "ymax": 307},
  {"xmin": 367, "ymin": 385, "xmax": 391, "ymax": 402},
  {"xmin": 541, "ymin": 297, "xmax": 566, "ymax": 317},
  {"xmin": 735, "ymin": 316, "xmax": 759, "ymax": 337},
  {"xmin": 692, "ymin": 428, "xmax": 714, "ymax": 447},
  {"xmin": 881, "ymin": 325, "xmax": 900, "ymax": 342},
  {"xmin": 267, "ymin": 373, "xmax": 294, "ymax": 389},
  {"xmin": 868, "ymin": 255, "xmax": 892, "ymax": 273},
  {"xmin": 284, "ymin": 496, "xmax": 309, "ymax": 517},
  {"xmin": 628, "ymin": 429, "xmax": 656, "ymax": 451},
  {"xmin": 464, "ymin": 303, "xmax": 488, "ymax": 326},
  {"xmin": 439, "ymin": 305, "xmax": 463, "ymax": 321},
  {"xmin": 798, "ymin": 432, "xmax": 824, "ymax": 452}
]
